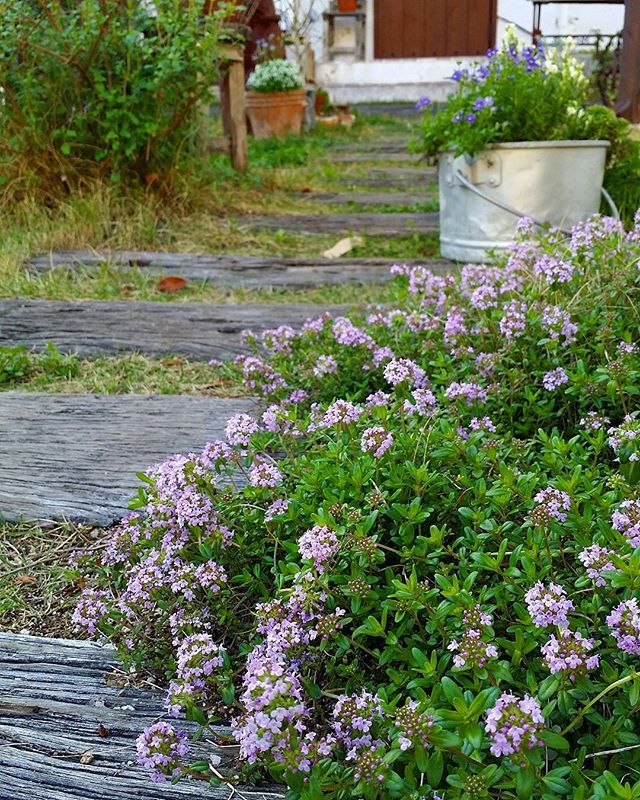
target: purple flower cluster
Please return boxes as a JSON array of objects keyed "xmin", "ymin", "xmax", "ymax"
[
  {"xmin": 448, "ymin": 628, "xmax": 498, "ymax": 668},
  {"xmin": 72, "ymin": 587, "xmax": 108, "ymax": 636},
  {"xmin": 239, "ymin": 356, "xmax": 286, "ymax": 396},
  {"xmin": 404, "ymin": 387, "xmax": 437, "ymax": 416},
  {"xmin": 167, "ymin": 633, "xmax": 225, "ymax": 713},
  {"xmin": 361, "ymin": 426, "xmax": 394, "ymax": 458},
  {"xmin": 136, "ymin": 721, "xmax": 188, "ymax": 782},
  {"xmin": 262, "ymin": 324, "xmax": 297, "ymax": 355},
  {"xmin": 265, "ymin": 498, "xmax": 289, "ymax": 522},
  {"xmin": 383, "ymin": 358, "xmax": 426, "ymax": 388},
  {"xmin": 542, "ymin": 367, "xmax": 569, "ymax": 391},
  {"xmin": 541, "ymin": 629, "xmax": 599, "ymax": 680},
  {"xmin": 580, "ymin": 411, "xmax": 610, "ymax": 432},
  {"xmin": 499, "ymin": 300, "xmax": 527, "ymax": 341},
  {"xmin": 319, "ymin": 399, "xmax": 363, "ymax": 427},
  {"xmin": 298, "ymin": 525, "xmax": 340, "ymax": 573},
  {"xmin": 332, "ymin": 690, "xmax": 384, "ymax": 760},
  {"xmin": 444, "ymin": 381, "xmax": 488, "ymax": 406},
  {"xmin": 606, "ymin": 598, "xmax": 640, "ymax": 655},
  {"xmin": 443, "ymin": 306, "xmax": 467, "ymax": 344},
  {"xmin": 524, "ymin": 582, "xmax": 574, "ymax": 629},
  {"xmin": 578, "ymin": 544, "xmax": 617, "ymax": 586},
  {"xmin": 313, "ymin": 354, "xmax": 338, "ymax": 378},
  {"xmin": 533, "ymin": 254, "xmax": 574, "ymax": 284},
  {"xmin": 531, "ymin": 487, "xmax": 571, "ymax": 525},
  {"xmin": 469, "ymin": 416, "xmax": 497, "ymax": 433},
  {"xmin": 232, "ymin": 656, "xmax": 310, "ymax": 764},
  {"xmin": 608, "ymin": 414, "xmax": 640, "ymax": 452},
  {"xmin": 484, "ymin": 693, "xmax": 545, "ymax": 759},
  {"xmin": 541, "ymin": 306, "xmax": 577, "ymax": 345},
  {"xmin": 394, "ymin": 701, "xmax": 434, "ymax": 751},
  {"xmin": 612, "ymin": 500, "xmax": 640, "ymax": 547},
  {"xmin": 249, "ymin": 460, "xmax": 283, "ymax": 489},
  {"xmin": 225, "ymin": 413, "xmax": 260, "ymax": 446}
]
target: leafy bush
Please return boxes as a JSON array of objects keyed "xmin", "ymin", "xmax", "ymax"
[
  {"xmin": 247, "ymin": 59, "xmax": 304, "ymax": 93},
  {"xmin": 0, "ymin": 0, "xmax": 224, "ymax": 191},
  {"xmin": 75, "ymin": 215, "xmax": 640, "ymax": 799}
]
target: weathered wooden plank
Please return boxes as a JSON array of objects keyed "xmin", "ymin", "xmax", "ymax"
[
  {"xmin": 325, "ymin": 152, "xmax": 423, "ymax": 163},
  {"xmin": 25, "ymin": 252, "xmax": 429, "ymax": 286},
  {"xmin": 364, "ymin": 167, "xmax": 435, "ymax": 180},
  {"xmin": 0, "ymin": 633, "xmax": 284, "ymax": 799},
  {"xmin": 303, "ymin": 191, "xmax": 436, "ymax": 206},
  {"xmin": 238, "ymin": 212, "xmax": 439, "ymax": 235},
  {"xmin": 0, "ymin": 299, "xmax": 344, "ymax": 360},
  {"xmin": 0, "ymin": 393, "xmax": 255, "ymax": 524},
  {"xmin": 328, "ymin": 140, "xmax": 410, "ymax": 152}
]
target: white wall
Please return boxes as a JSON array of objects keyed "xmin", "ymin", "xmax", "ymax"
[{"xmin": 276, "ymin": 0, "xmax": 626, "ymax": 103}]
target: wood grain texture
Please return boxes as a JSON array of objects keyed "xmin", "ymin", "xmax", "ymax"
[
  {"xmin": 0, "ymin": 393, "xmax": 255, "ymax": 524},
  {"xmin": 302, "ymin": 191, "xmax": 435, "ymax": 206},
  {"xmin": 0, "ymin": 633, "xmax": 284, "ymax": 799},
  {"xmin": 26, "ymin": 252, "xmax": 449, "ymax": 286},
  {"xmin": 238, "ymin": 212, "xmax": 438, "ymax": 235},
  {"xmin": 328, "ymin": 140, "xmax": 409, "ymax": 152},
  {"xmin": 324, "ymin": 151, "xmax": 423, "ymax": 163},
  {"xmin": 0, "ymin": 299, "xmax": 345, "ymax": 359}
]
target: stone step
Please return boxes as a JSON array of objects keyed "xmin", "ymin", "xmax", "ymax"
[
  {"xmin": 0, "ymin": 299, "xmax": 345, "ymax": 360},
  {"xmin": 238, "ymin": 211, "xmax": 438, "ymax": 236},
  {"xmin": 0, "ymin": 632, "xmax": 284, "ymax": 799},
  {"xmin": 26, "ymin": 252, "xmax": 425, "ymax": 286},
  {"xmin": 0, "ymin": 393, "xmax": 255, "ymax": 524}
]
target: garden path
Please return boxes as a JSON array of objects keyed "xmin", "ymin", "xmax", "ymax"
[{"xmin": 0, "ymin": 632, "xmax": 285, "ymax": 799}]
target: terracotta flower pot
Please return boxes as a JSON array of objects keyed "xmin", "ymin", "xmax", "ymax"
[
  {"xmin": 246, "ymin": 89, "xmax": 307, "ymax": 139},
  {"xmin": 337, "ymin": 0, "xmax": 358, "ymax": 11}
]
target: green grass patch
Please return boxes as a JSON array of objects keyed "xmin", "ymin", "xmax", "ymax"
[{"xmin": 5, "ymin": 353, "xmax": 249, "ymax": 396}]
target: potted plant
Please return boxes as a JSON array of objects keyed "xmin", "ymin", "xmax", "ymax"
[
  {"xmin": 416, "ymin": 34, "xmax": 617, "ymax": 261},
  {"xmin": 245, "ymin": 58, "xmax": 306, "ymax": 138},
  {"xmin": 337, "ymin": 0, "xmax": 358, "ymax": 11}
]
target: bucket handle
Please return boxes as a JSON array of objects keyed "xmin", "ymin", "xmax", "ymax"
[{"xmin": 453, "ymin": 169, "xmax": 620, "ymax": 235}]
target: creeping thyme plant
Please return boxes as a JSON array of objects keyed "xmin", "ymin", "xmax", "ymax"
[
  {"xmin": 75, "ymin": 214, "xmax": 640, "ymax": 799},
  {"xmin": 416, "ymin": 33, "xmax": 630, "ymax": 162}
]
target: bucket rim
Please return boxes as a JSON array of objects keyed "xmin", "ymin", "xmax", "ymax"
[{"xmin": 442, "ymin": 139, "xmax": 609, "ymax": 155}]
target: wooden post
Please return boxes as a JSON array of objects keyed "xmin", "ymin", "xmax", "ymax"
[
  {"xmin": 220, "ymin": 44, "xmax": 248, "ymax": 172},
  {"xmin": 616, "ymin": 0, "xmax": 640, "ymax": 123}
]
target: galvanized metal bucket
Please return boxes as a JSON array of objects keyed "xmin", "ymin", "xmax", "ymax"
[{"xmin": 438, "ymin": 140, "xmax": 610, "ymax": 262}]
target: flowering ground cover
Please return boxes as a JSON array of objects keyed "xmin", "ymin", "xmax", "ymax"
[{"xmin": 70, "ymin": 214, "xmax": 640, "ymax": 799}]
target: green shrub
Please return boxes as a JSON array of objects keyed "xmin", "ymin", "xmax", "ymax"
[
  {"xmin": 76, "ymin": 216, "xmax": 640, "ymax": 799},
  {"xmin": 0, "ymin": 0, "xmax": 224, "ymax": 192}
]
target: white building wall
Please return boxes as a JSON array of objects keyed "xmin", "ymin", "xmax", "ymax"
[{"xmin": 275, "ymin": 0, "xmax": 625, "ymax": 104}]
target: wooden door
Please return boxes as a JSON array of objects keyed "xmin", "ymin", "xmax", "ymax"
[{"xmin": 373, "ymin": 0, "xmax": 497, "ymax": 59}]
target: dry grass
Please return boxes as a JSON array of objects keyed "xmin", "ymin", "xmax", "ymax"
[{"xmin": 0, "ymin": 521, "xmax": 101, "ymax": 637}]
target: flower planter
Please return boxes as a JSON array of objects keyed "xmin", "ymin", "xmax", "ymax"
[
  {"xmin": 438, "ymin": 140, "xmax": 609, "ymax": 262},
  {"xmin": 246, "ymin": 89, "xmax": 307, "ymax": 139}
]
